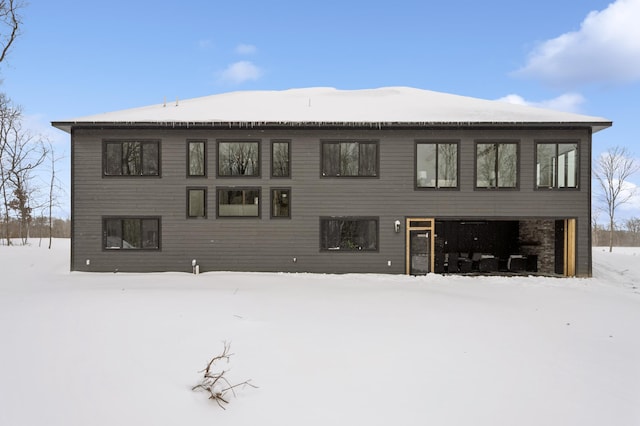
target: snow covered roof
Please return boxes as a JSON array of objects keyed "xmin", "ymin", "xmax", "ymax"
[{"xmin": 52, "ymin": 87, "xmax": 612, "ymax": 133}]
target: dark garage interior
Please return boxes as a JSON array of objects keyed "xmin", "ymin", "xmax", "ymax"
[{"xmin": 433, "ymin": 219, "xmax": 566, "ymax": 275}]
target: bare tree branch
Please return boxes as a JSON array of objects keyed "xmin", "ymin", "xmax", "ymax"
[
  {"xmin": 0, "ymin": 0, "xmax": 23, "ymax": 65},
  {"xmin": 192, "ymin": 342, "xmax": 257, "ymax": 409}
]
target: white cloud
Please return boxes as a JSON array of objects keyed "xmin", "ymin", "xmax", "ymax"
[
  {"xmin": 236, "ymin": 43, "xmax": 257, "ymax": 55},
  {"xmin": 515, "ymin": 0, "xmax": 640, "ymax": 87},
  {"xmin": 218, "ymin": 61, "xmax": 263, "ymax": 84},
  {"xmin": 496, "ymin": 92, "xmax": 585, "ymax": 113},
  {"xmin": 620, "ymin": 181, "xmax": 640, "ymax": 211}
]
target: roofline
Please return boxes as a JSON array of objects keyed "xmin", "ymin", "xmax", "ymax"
[{"xmin": 51, "ymin": 120, "xmax": 613, "ymax": 134}]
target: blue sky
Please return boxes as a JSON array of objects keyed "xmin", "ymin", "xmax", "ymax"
[{"xmin": 2, "ymin": 0, "xmax": 639, "ymax": 221}]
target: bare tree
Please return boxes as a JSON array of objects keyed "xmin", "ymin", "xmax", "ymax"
[
  {"xmin": 0, "ymin": 92, "xmax": 21, "ymax": 244},
  {"xmin": 5, "ymin": 130, "xmax": 48, "ymax": 244},
  {"xmin": 0, "ymin": 94, "xmax": 47, "ymax": 245},
  {"xmin": 0, "ymin": 0, "xmax": 22, "ymax": 65},
  {"xmin": 593, "ymin": 146, "xmax": 640, "ymax": 252},
  {"xmin": 44, "ymin": 140, "xmax": 65, "ymax": 248}
]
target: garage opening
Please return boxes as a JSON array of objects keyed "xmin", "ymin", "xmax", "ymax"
[{"xmin": 433, "ymin": 219, "xmax": 575, "ymax": 276}]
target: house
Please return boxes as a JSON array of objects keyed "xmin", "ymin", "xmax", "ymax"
[{"xmin": 52, "ymin": 87, "xmax": 611, "ymax": 276}]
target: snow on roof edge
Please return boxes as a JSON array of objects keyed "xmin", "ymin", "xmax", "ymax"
[
  {"xmin": 51, "ymin": 119, "xmax": 612, "ymax": 134},
  {"xmin": 51, "ymin": 87, "xmax": 613, "ymax": 134}
]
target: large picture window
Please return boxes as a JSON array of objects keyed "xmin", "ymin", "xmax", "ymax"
[
  {"xmin": 187, "ymin": 188, "xmax": 207, "ymax": 218},
  {"xmin": 188, "ymin": 140, "xmax": 206, "ymax": 177},
  {"xmin": 217, "ymin": 187, "xmax": 261, "ymax": 217},
  {"xmin": 103, "ymin": 217, "xmax": 160, "ymax": 250},
  {"xmin": 476, "ymin": 142, "xmax": 518, "ymax": 188},
  {"xmin": 218, "ymin": 141, "xmax": 260, "ymax": 177},
  {"xmin": 321, "ymin": 141, "xmax": 378, "ymax": 177},
  {"xmin": 104, "ymin": 141, "xmax": 160, "ymax": 176},
  {"xmin": 271, "ymin": 140, "xmax": 290, "ymax": 177},
  {"xmin": 320, "ymin": 217, "xmax": 378, "ymax": 251},
  {"xmin": 416, "ymin": 142, "xmax": 458, "ymax": 188},
  {"xmin": 536, "ymin": 143, "xmax": 578, "ymax": 189}
]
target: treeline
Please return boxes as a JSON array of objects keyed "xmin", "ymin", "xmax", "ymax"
[
  {"xmin": 592, "ymin": 217, "xmax": 640, "ymax": 247},
  {"xmin": 0, "ymin": 217, "xmax": 70, "ymax": 244}
]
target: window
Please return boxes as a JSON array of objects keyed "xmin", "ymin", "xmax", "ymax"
[
  {"xmin": 104, "ymin": 141, "xmax": 160, "ymax": 176},
  {"xmin": 271, "ymin": 188, "xmax": 290, "ymax": 218},
  {"xmin": 188, "ymin": 140, "xmax": 206, "ymax": 177},
  {"xmin": 218, "ymin": 141, "xmax": 260, "ymax": 176},
  {"xmin": 217, "ymin": 187, "xmax": 261, "ymax": 217},
  {"xmin": 103, "ymin": 217, "xmax": 160, "ymax": 250},
  {"xmin": 321, "ymin": 141, "xmax": 378, "ymax": 177},
  {"xmin": 187, "ymin": 188, "xmax": 207, "ymax": 218},
  {"xmin": 271, "ymin": 140, "xmax": 290, "ymax": 177},
  {"xmin": 476, "ymin": 142, "xmax": 518, "ymax": 188},
  {"xmin": 320, "ymin": 217, "xmax": 378, "ymax": 251},
  {"xmin": 416, "ymin": 142, "xmax": 458, "ymax": 188},
  {"xmin": 536, "ymin": 143, "xmax": 578, "ymax": 189}
]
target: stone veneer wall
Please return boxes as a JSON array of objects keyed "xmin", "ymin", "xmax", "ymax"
[{"xmin": 519, "ymin": 220, "xmax": 556, "ymax": 274}]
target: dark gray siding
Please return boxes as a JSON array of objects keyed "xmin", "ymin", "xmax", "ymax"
[{"xmin": 71, "ymin": 126, "xmax": 593, "ymax": 275}]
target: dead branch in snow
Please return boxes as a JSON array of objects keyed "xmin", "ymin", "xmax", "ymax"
[{"xmin": 192, "ymin": 342, "xmax": 258, "ymax": 409}]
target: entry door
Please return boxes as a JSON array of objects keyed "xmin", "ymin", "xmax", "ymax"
[
  {"xmin": 405, "ymin": 218, "xmax": 435, "ymax": 275},
  {"xmin": 410, "ymin": 230, "xmax": 431, "ymax": 275}
]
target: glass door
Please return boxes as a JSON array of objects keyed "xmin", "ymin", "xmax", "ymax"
[
  {"xmin": 410, "ymin": 230, "xmax": 431, "ymax": 275},
  {"xmin": 406, "ymin": 218, "xmax": 435, "ymax": 275}
]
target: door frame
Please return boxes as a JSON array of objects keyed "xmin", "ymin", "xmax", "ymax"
[
  {"xmin": 405, "ymin": 218, "xmax": 435, "ymax": 275},
  {"xmin": 564, "ymin": 218, "xmax": 576, "ymax": 277}
]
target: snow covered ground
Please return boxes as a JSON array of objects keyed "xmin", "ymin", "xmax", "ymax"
[{"xmin": 1, "ymin": 240, "xmax": 639, "ymax": 425}]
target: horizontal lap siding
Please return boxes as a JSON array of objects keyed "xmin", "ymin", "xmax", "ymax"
[{"xmin": 71, "ymin": 127, "xmax": 592, "ymax": 275}]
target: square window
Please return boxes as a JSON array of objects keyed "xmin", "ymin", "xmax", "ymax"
[
  {"xmin": 536, "ymin": 143, "xmax": 578, "ymax": 189},
  {"xmin": 416, "ymin": 142, "xmax": 458, "ymax": 188},
  {"xmin": 218, "ymin": 141, "xmax": 260, "ymax": 176},
  {"xmin": 476, "ymin": 142, "xmax": 518, "ymax": 188}
]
